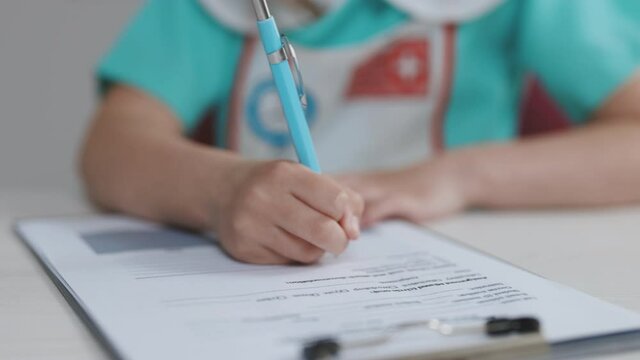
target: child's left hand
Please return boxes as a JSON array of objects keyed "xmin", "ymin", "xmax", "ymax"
[{"xmin": 337, "ymin": 156, "xmax": 473, "ymax": 228}]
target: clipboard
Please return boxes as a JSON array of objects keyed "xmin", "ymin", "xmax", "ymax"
[{"xmin": 14, "ymin": 216, "xmax": 640, "ymax": 360}]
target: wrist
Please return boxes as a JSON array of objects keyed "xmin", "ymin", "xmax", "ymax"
[{"xmin": 201, "ymin": 154, "xmax": 252, "ymax": 231}]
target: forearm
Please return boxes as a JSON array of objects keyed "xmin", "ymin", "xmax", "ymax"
[
  {"xmin": 452, "ymin": 119, "xmax": 640, "ymax": 209},
  {"xmin": 80, "ymin": 87, "xmax": 241, "ymax": 231}
]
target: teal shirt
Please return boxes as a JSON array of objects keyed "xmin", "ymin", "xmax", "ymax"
[{"xmin": 98, "ymin": 0, "xmax": 640, "ymax": 149}]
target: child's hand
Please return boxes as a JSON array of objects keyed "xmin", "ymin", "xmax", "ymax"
[
  {"xmin": 217, "ymin": 160, "xmax": 364, "ymax": 265},
  {"xmin": 337, "ymin": 156, "xmax": 471, "ymax": 228}
]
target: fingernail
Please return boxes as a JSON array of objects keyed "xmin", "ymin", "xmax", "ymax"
[{"xmin": 349, "ymin": 216, "xmax": 360, "ymax": 239}]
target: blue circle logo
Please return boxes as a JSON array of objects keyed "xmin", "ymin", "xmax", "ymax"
[{"xmin": 246, "ymin": 79, "xmax": 317, "ymax": 148}]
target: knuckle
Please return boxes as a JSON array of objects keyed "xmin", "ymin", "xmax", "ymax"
[
  {"xmin": 244, "ymin": 185, "xmax": 267, "ymax": 205},
  {"xmin": 264, "ymin": 161, "xmax": 294, "ymax": 182}
]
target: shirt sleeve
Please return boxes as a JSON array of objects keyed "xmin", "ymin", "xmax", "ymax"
[
  {"xmin": 517, "ymin": 0, "xmax": 640, "ymax": 123},
  {"xmin": 97, "ymin": 0, "xmax": 244, "ymax": 132}
]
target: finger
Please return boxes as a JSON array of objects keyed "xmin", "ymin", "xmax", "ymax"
[
  {"xmin": 362, "ymin": 196, "xmax": 417, "ymax": 227},
  {"xmin": 347, "ymin": 188, "xmax": 366, "ymax": 218},
  {"xmin": 340, "ymin": 211, "xmax": 360, "ymax": 240},
  {"xmin": 340, "ymin": 189, "xmax": 364, "ymax": 240},
  {"xmin": 226, "ymin": 242, "xmax": 291, "ymax": 265},
  {"xmin": 275, "ymin": 194, "xmax": 350, "ymax": 255},
  {"xmin": 289, "ymin": 168, "xmax": 350, "ymax": 221},
  {"xmin": 265, "ymin": 226, "xmax": 326, "ymax": 264}
]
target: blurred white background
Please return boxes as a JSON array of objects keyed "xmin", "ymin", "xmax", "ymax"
[{"xmin": 0, "ymin": 1, "xmax": 141, "ymax": 193}]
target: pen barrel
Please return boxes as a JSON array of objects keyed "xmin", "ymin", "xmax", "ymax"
[
  {"xmin": 257, "ymin": 18, "xmax": 321, "ymax": 173},
  {"xmin": 270, "ymin": 61, "xmax": 321, "ymax": 173}
]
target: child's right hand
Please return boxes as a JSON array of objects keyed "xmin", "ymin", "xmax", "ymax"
[{"xmin": 215, "ymin": 160, "xmax": 364, "ymax": 265}]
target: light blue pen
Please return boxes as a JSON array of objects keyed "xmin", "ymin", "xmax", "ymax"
[{"xmin": 251, "ymin": 0, "xmax": 321, "ymax": 173}]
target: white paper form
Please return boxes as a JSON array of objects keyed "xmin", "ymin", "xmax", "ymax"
[{"xmin": 17, "ymin": 216, "xmax": 640, "ymax": 360}]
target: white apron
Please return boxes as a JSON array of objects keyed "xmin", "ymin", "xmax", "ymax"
[{"xmin": 200, "ymin": 0, "xmax": 503, "ymax": 173}]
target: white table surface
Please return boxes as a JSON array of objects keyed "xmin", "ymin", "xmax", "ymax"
[{"xmin": 2, "ymin": 189, "xmax": 640, "ymax": 360}]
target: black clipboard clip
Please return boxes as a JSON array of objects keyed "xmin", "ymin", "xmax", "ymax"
[{"xmin": 302, "ymin": 317, "xmax": 548, "ymax": 360}]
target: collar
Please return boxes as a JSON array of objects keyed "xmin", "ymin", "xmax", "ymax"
[
  {"xmin": 199, "ymin": 0, "xmax": 346, "ymax": 34},
  {"xmin": 199, "ymin": 0, "xmax": 504, "ymax": 34},
  {"xmin": 388, "ymin": 0, "xmax": 504, "ymax": 23}
]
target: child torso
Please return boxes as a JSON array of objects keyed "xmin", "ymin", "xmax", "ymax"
[{"xmin": 228, "ymin": 22, "xmax": 455, "ymax": 173}]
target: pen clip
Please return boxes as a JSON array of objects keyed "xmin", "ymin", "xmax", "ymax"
[{"xmin": 281, "ymin": 35, "xmax": 308, "ymax": 110}]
